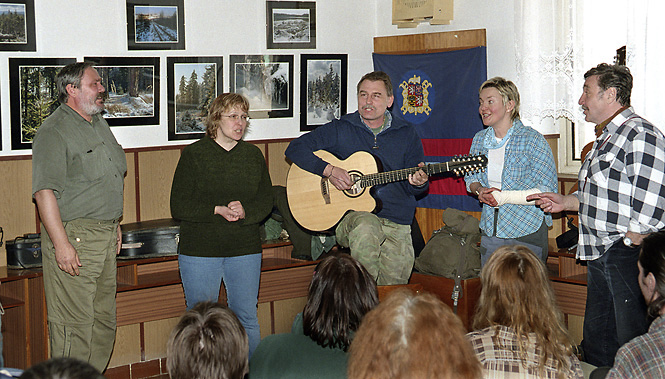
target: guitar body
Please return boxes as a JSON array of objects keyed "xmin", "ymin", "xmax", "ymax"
[
  {"xmin": 286, "ymin": 150, "xmax": 487, "ymax": 232},
  {"xmin": 286, "ymin": 150, "xmax": 379, "ymax": 231}
]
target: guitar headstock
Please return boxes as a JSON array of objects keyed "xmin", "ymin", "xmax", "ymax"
[{"xmin": 450, "ymin": 154, "xmax": 488, "ymax": 176}]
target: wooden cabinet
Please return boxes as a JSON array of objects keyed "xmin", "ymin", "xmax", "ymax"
[
  {"xmin": 0, "ymin": 241, "xmax": 315, "ymax": 370},
  {"xmin": 0, "ymin": 268, "xmax": 48, "ymax": 368}
]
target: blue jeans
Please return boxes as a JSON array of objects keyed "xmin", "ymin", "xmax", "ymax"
[
  {"xmin": 581, "ymin": 241, "xmax": 648, "ymax": 367},
  {"xmin": 178, "ymin": 253, "xmax": 262, "ymax": 357}
]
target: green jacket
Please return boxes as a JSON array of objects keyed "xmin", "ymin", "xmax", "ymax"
[{"xmin": 249, "ymin": 314, "xmax": 348, "ymax": 379}]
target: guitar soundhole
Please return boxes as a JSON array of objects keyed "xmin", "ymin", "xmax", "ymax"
[{"xmin": 344, "ymin": 171, "xmax": 365, "ymax": 198}]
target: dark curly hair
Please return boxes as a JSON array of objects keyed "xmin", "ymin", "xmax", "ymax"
[{"xmin": 584, "ymin": 63, "xmax": 632, "ymax": 107}]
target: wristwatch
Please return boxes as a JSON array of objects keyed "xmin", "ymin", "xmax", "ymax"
[{"xmin": 623, "ymin": 236, "xmax": 633, "ymax": 247}]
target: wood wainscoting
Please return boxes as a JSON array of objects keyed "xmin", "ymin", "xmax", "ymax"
[{"xmin": 0, "ymin": 139, "xmax": 293, "ymax": 267}]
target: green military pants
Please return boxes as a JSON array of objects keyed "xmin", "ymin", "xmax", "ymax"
[
  {"xmin": 41, "ymin": 218, "xmax": 118, "ymax": 372},
  {"xmin": 335, "ymin": 211, "xmax": 414, "ymax": 285}
]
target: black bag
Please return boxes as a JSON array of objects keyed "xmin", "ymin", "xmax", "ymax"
[
  {"xmin": 414, "ymin": 208, "xmax": 481, "ymax": 312},
  {"xmin": 119, "ymin": 218, "xmax": 180, "ymax": 259},
  {"xmin": 556, "ymin": 216, "xmax": 579, "ymax": 250},
  {"xmin": 6, "ymin": 233, "xmax": 43, "ymax": 269}
]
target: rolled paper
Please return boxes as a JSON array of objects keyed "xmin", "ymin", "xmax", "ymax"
[{"xmin": 492, "ymin": 188, "xmax": 540, "ymax": 206}]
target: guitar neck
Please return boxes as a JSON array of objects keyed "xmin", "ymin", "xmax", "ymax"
[{"xmin": 359, "ymin": 162, "xmax": 452, "ymax": 187}]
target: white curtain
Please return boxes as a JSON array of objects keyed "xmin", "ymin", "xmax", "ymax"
[
  {"xmin": 513, "ymin": 0, "xmax": 586, "ymax": 135},
  {"xmin": 627, "ymin": 0, "xmax": 665, "ymax": 133}
]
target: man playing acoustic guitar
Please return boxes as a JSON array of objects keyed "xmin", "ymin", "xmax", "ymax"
[{"xmin": 286, "ymin": 71, "xmax": 428, "ymax": 285}]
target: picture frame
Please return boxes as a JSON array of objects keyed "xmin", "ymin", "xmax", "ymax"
[
  {"xmin": 167, "ymin": 56, "xmax": 223, "ymax": 141},
  {"xmin": 126, "ymin": 0, "xmax": 185, "ymax": 50},
  {"xmin": 266, "ymin": 1, "xmax": 315, "ymax": 49},
  {"xmin": 84, "ymin": 56, "xmax": 160, "ymax": 127},
  {"xmin": 0, "ymin": 0, "xmax": 35, "ymax": 51},
  {"xmin": 229, "ymin": 55, "xmax": 294, "ymax": 119},
  {"xmin": 300, "ymin": 54, "xmax": 348, "ymax": 131},
  {"xmin": 9, "ymin": 57, "xmax": 76, "ymax": 150}
]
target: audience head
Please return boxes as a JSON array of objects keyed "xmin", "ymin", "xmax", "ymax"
[
  {"xmin": 167, "ymin": 301, "xmax": 248, "ymax": 379},
  {"xmin": 583, "ymin": 63, "xmax": 632, "ymax": 107},
  {"xmin": 303, "ymin": 253, "xmax": 379, "ymax": 351},
  {"xmin": 205, "ymin": 92, "xmax": 250, "ymax": 139},
  {"xmin": 348, "ymin": 289, "xmax": 482, "ymax": 379},
  {"xmin": 638, "ymin": 230, "xmax": 665, "ymax": 319},
  {"xmin": 479, "ymin": 76, "xmax": 521, "ymax": 121},
  {"xmin": 19, "ymin": 357, "xmax": 104, "ymax": 379},
  {"xmin": 474, "ymin": 245, "xmax": 574, "ymax": 375}
]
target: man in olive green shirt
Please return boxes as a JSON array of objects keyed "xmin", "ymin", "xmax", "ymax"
[{"xmin": 32, "ymin": 62, "xmax": 127, "ymax": 372}]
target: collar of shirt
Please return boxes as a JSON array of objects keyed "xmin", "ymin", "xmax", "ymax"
[{"xmin": 361, "ymin": 110, "xmax": 392, "ymax": 133}]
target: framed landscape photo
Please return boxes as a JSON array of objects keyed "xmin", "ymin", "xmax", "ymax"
[
  {"xmin": 167, "ymin": 56, "xmax": 223, "ymax": 141},
  {"xmin": 0, "ymin": 0, "xmax": 36, "ymax": 51},
  {"xmin": 85, "ymin": 56, "xmax": 160, "ymax": 127},
  {"xmin": 126, "ymin": 0, "xmax": 185, "ymax": 50},
  {"xmin": 9, "ymin": 57, "xmax": 76, "ymax": 150},
  {"xmin": 266, "ymin": 1, "xmax": 315, "ymax": 49},
  {"xmin": 300, "ymin": 54, "xmax": 347, "ymax": 131},
  {"xmin": 230, "ymin": 55, "xmax": 293, "ymax": 119}
]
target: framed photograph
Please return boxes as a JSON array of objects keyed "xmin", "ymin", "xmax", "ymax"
[
  {"xmin": 230, "ymin": 55, "xmax": 293, "ymax": 119},
  {"xmin": 167, "ymin": 57, "xmax": 223, "ymax": 141},
  {"xmin": 300, "ymin": 54, "xmax": 347, "ymax": 131},
  {"xmin": 85, "ymin": 56, "xmax": 160, "ymax": 127},
  {"xmin": 126, "ymin": 0, "xmax": 185, "ymax": 50},
  {"xmin": 9, "ymin": 57, "xmax": 76, "ymax": 150},
  {"xmin": 266, "ymin": 1, "xmax": 315, "ymax": 49},
  {"xmin": 0, "ymin": 0, "xmax": 35, "ymax": 51}
]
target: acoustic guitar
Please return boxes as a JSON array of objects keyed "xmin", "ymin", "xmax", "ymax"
[{"xmin": 286, "ymin": 150, "xmax": 487, "ymax": 231}]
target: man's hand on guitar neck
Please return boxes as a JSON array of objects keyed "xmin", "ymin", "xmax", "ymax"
[
  {"xmin": 408, "ymin": 162, "xmax": 428, "ymax": 187},
  {"xmin": 323, "ymin": 164, "xmax": 354, "ymax": 190}
]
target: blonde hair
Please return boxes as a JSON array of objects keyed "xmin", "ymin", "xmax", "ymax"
[
  {"xmin": 473, "ymin": 245, "xmax": 575, "ymax": 377},
  {"xmin": 348, "ymin": 289, "xmax": 481, "ymax": 379},
  {"xmin": 479, "ymin": 77, "xmax": 520, "ymax": 121}
]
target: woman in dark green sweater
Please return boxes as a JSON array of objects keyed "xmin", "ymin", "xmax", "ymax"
[{"xmin": 170, "ymin": 93, "xmax": 273, "ymax": 357}]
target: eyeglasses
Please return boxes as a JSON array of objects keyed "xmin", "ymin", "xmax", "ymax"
[{"xmin": 221, "ymin": 114, "xmax": 250, "ymax": 122}]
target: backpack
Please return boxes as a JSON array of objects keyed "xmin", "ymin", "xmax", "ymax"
[{"xmin": 414, "ymin": 208, "xmax": 481, "ymax": 311}]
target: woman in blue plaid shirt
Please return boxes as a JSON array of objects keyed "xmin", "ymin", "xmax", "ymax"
[{"xmin": 465, "ymin": 77, "xmax": 557, "ymax": 266}]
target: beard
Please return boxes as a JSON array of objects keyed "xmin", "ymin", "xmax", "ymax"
[{"xmin": 80, "ymin": 94, "xmax": 105, "ymax": 116}]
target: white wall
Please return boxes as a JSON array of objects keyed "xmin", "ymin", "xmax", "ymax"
[
  {"xmin": 375, "ymin": 0, "xmax": 516, "ymax": 81},
  {"xmin": 0, "ymin": 0, "xmax": 515, "ymax": 156}
]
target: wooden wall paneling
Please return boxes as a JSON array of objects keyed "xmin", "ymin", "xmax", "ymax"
[
  {"xmin": 374, "ymin": 29, "xmax": 486, "ymax": 54},
  {"xmin": 258, "ymin": 302, "xmax": 273, "ymax": 337},
  {"xmin": 122, "ymin": 152, "xmax": 138, "ymax": 223},
  {"xmin": 143, "ymin": 317, "xmax": 180, "ymax": 361},
  {"xmin": 137, "ymin": 149, "xmax": 181, "ymax": 221},
  {"xmin": 0, "ymin": 159, "xmax": 37, "ymax": 267},
  {"xmin": 267, "ymin": 141, "xmax": 291, "ymax": 186},
  {"xmin": 567, "ymin": 314, "xmax": 584, "ymax": 345},
  {"xmin": 108, "ymin": 324, "xmax": 141, "ymax": 368},
  {"xmin": 272, "ymin": 296, "xmax": 308, "ymax": 334}
]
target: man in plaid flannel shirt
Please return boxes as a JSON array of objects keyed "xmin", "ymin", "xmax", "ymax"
[{"xmin": 529, "ymin": 63, "xmax": 665, "ymax": 367}]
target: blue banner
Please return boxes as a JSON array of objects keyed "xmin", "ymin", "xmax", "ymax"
[{"xmin": 373, "ymin": 47, "xmax": 487, "ymax": 211}]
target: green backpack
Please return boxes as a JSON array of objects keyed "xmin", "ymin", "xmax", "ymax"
[{"xmin": 414, "ymin": 208, "xmax": 481, "ymax": 286}]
